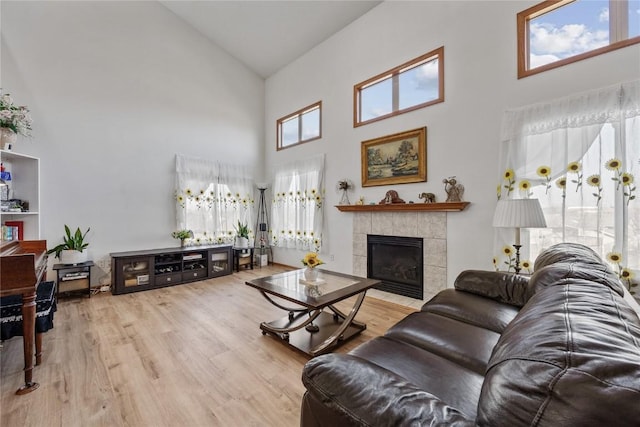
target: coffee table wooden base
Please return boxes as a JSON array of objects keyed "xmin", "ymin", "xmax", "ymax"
[{"xmin": 260, "ymin": 311, "xmax": 366, "ymax": 357}]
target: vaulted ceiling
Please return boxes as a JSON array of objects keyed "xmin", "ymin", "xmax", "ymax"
[{"xmin": 160, "ymin": 1, "xmax": 382, "ymax": 78}]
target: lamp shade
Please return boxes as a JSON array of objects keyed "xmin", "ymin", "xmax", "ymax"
[{"xmin": 492, "ymin": 199, "xmax": 547, "ymax": 229}]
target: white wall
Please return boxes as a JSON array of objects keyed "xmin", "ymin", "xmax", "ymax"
[
  {"xmin": 1, "ymin": 1, "xmax": 265, "ymax": 283},
  {"xmin": 265, "ymin": 1, "xmax": 640, "ymax": 283}
]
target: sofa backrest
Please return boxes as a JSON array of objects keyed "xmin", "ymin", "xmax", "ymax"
[{"xmin": 477, "ymin": 243, "xmax": 640, "ymax": 426}]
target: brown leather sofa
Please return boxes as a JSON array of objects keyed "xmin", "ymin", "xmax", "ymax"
[{"xmin": 300, "ymin": 243, "xmax": 640, "ymax": 426}]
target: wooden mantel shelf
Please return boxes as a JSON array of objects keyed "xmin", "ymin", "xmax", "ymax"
[{"xmin": 335, "ymin": 201, "xmax": 470, "ymax": 212}]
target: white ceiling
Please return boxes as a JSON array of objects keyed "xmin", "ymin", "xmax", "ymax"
[{"xmin": 160, "ymin": 1, "xmax": 382, "ymax": 78}]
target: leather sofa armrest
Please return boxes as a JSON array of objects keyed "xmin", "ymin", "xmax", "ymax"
[
  {"xmin": 454, "ymin": 270, "xmax": 531, "ymax": 307},
  {"xmin": 301, "ymin": 354, "xmax": 474, "ymax": 427}
]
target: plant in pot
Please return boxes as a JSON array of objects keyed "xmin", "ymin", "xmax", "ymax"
[
  {"xmin": 46, "ymin": 225, "xmax": 90, "ymax": 265},
  {"xmin": 171, "ymin": 229, "xmax": 194, "ymax": 248},
  {"xmin": 234, "ymin": 220, "xmax": 250, "ymax": 248}
]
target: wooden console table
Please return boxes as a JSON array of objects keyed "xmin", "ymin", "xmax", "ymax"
[{"xmin": 110, "ymin": 244, "xmax": 232, "ymax": 295}]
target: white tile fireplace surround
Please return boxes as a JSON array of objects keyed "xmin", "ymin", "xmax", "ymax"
[{"xmin": 353, "ymin": 211, "xmax": 447, "ymax": 309}]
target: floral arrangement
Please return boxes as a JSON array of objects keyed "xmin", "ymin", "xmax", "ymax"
[
  {"xmin": 302, "ymin": 252, "xmax": 324, "ymax": 268},
  {"xmin": 337, "ymin": 179, "xmax": 353, "ymax": 191},
  {"xmin": 171, "ymin": 229, "xmax": 193, "ymax": 240},
  {"xmin": 0, "ymin": 91, "xmax": 33, "ymax": 136}
]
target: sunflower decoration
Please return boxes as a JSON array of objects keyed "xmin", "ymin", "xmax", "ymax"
[
  {"xmin": 175, "ymin": 192, "xmax": 186, "ymax": 208},
  {"xmin": 496, "ymin": 184, "xmax": 502, "ymax": 200},
  {"xmin": 605, "ymin": 158, "xmax": 624, "ymax": 190},
  {"xmin": 567, "ymin": 161, "xmax": 582, "ymax": 192},
  {"xmin": 586, "ymin": 174, "xmax": 603, "ymax": 205},
  {"xmin": 518, "ymin": 179, "xmax": 532, "ymax": 197},
  {"xmin": 492, "ymin": 257, "xmax": 499, "ymax": 271},
  {"xmin": 503, "ymin": 168, "xmax": 516, "ymax": 197},
  {"xmin": 536, "ymin": 165, "xmax": 552, "ymax": 194},
  {"xmin": 605, "ymin": 158, "xmax": 622, "ymax": 171},
  {"xmin": 621, "ymin": 172, "xmax": 636, "ymax": 206},
  {"xmin": 620, "ymin": 268, "xmax": 637, "ymax": 295},
  {"xmin": 607, "ymin": 252, "xmax": 622, "ymax": 264},
  {"xmin": 555, "ymin": 176, "xmax": 567, "ymax": 199},
  {"xmin": 502, "ymin": 245, "xmax": 516, "ymax": 272},
  {"xmin": 521, "ymin": 260, "xmax": 532, "ymax": 274},
  {"xmin": 302, "ymin": 252, "xmax": 324, "ymax": 269}
]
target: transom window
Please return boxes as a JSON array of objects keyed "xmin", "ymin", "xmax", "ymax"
[
  {"xmin": 518, "ymin": 0, "xmax": 640, "ymax": 78},
  {"xmin": 354, "ymin": 46, "xmax": 444, "ymax": 127},
  {"xmin": 277, "ymin": 101, "xmax": 322, "ymax": 150}
]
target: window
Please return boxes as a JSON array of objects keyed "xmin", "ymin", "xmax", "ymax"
[
  {"xmin": 354, "ymin": 46, "xmax": 444, "ymax": 127},
  {"xmin": 518, "ymin": 0, "xmax": 640, "ymax": 78},
  {"xmin": 277, "ymin": 101, "xmax": 322, "ymax": 150},
  {"xmin": 271, "ymin": 155, "xmax": 325, "ymax": 252},
  {"xmin": 175, "ymin": 155, "xmax": 255, "ymax": 246},
  {"xmin": 494, "ymin": 80, "xmax": 639, "ymax": 283}
]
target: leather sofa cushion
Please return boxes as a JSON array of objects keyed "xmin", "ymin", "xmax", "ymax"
[
  {"xmin": 302, "ymin": 353, "xmax": 474, "ymax": 426},
  {"xmin": 421, "ymin": 289, "xmax": 519, "ymax": 333},
  {"xmin": 350, "ymin": 336, "xmax": 485, "ymax": 419},
  {"xmin": 454, "ymin": 270, "xmax": 531, "ymax": 307},
  {"xmin": 478, "ymin": 264, "xmax": 640, "ymax": 426},
  {"xmin": 529, "ymin": 241, "xmax": 625, "ymax": 299},
  {"xmin": 385, "ymin": 311, "xmax": 501, "ymax": 375}
]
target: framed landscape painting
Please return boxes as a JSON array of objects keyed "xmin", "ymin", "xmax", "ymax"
[{"xmin": 361, "ymin": 127, "xmax": 427, "ymax": 187}]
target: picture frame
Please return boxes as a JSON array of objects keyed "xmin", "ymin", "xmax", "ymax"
[{"xmin": 361, "ymin": 127, "xmax": 427, "ymax": 187}]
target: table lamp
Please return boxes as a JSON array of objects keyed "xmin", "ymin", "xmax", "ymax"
[{"xmin": 492, "ymin": 198, "xmax": 547, "ymax": 273}]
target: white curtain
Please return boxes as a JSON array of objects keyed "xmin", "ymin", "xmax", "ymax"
[
  {"xmin": 494, "ymin": 80, "xmax": 640, "ymax": 280},
  {"xmin": 175, "ymin": 154, "xmax": 255, "ymax": 245},
  {"xmin": 271, "ymin": 154, "xmax": 325, "ymax": 252}
]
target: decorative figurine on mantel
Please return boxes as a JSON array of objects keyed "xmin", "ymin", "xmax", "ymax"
[
  {"xmin": 379, "ymin": 190, "xmax": 406, "ymax": 204},
  {"xmin": 337, "ymin": 179, "xmax": 354, "ymax": 205},
  {"xmin": 418, "ymin": 192, "xmax": 436, "ymax": 203},
  {"xmin": 443, "ymin": 176, "xmax": 464, "ymax": 202}
]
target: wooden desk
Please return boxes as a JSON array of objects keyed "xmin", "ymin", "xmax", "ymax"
[{"xmin": 0, "ymin": 239, "xmax": 47, "ymax": 394}]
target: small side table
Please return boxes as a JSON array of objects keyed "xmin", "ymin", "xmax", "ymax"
[
  {"xmin": 53, "ymin": 261, "xmax": 94, "ymax": 298},
  {"xmin": 232, "ymin": 247, "xmax": 254, "ymax": 272}
]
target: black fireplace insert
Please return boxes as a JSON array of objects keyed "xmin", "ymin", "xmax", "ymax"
[{"xmin": 367, "ymin": 234, "xmax": 423, "ymax": 299}]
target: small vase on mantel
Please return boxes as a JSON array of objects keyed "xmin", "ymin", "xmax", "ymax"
[
  {"xmin": 304, "ymin": 267, "xmax": 319, "ymax": 282},
  {"xmin": 0, "ymin": 128, "xmax": 17, "ymax": 151}
]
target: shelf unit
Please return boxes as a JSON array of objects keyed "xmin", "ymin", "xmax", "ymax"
[
  {"xmin": 0, "ymin": 150, "xmax": 40, "ymax": 240},
  {"xmin": 111, "ymin": 244, "xmax": 232, "ymax": 295}
]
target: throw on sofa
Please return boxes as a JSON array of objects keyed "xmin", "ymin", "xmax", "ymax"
[{"xmin": 300, "ymin": 243, "xmax": 640, "ymax": 426}]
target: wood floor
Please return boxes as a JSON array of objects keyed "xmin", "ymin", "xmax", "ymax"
[{"xmin": 1, "ymin": 265, "xmax": 416, "ymax": 426}]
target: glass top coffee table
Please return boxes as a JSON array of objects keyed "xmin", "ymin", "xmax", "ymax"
[{"xmin": 245, "ymin": 268, "xmax": 380, "ymax": 357}]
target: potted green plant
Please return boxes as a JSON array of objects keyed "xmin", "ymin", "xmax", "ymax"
[
  {"xmin": 46, "ymin": 225, "xmax": 90, "ymax": 265},
  {"xmin": 171, "ymin": 229, "xmax": 193, "ymax": 248},
  {"xmin": 234, "ymin": 220, "xmax": 250, "ymax": 248}
]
